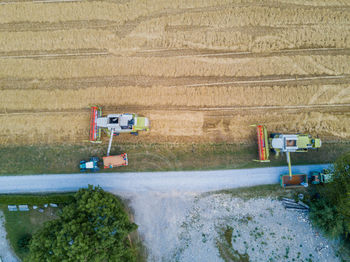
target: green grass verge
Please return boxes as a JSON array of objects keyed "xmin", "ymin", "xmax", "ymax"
[
  {"xmin": 0, "ymin": 142, "xmax": 349, "ymax": 175},
  {"xmin": 0, "ymin": 193, "xmax": 75, "ymax": 260},
  {"xmin": 212, "ymin": 184, "xmax": 308, "ymax": 200},
  {"xmin": 1, "ymin": 207, "xmax": 58, "ymax": 260},
  {"xmin": 0, "ymin": 193, "xmax": 74, "ymax": 205}
]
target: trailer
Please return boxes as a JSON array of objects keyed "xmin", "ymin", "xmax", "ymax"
[
  {"xmin": 103, "ymin": 153, "xmax": 128, "ymax": 169},
  {"xmin": 280, "ymin": 174, "xmax": 308, "ymax": 188}
]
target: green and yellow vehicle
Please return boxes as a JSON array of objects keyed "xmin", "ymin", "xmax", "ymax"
[
  {"xmin": 253, "ymin": 125, "xmax": 321, "ymax": 188},
  {"xmin": 89, "ymin": 106, "xmax": 150, "ymax": 143}
]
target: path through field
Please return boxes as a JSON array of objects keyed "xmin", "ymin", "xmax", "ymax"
[{"xmin": 0, "ymin": 164, "xmax": 329, "ymax": 194}]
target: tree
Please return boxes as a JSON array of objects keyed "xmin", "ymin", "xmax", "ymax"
[
  {"xmin": 26, "ymin": 185, "xmax": 137, "ymax": 262},
  {"xmin": 309, "ymin": 152, "xmax": 350, "ymax": 239}
]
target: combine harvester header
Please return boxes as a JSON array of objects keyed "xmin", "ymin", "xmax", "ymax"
[
  {"xmin": 256, "ymin": 125, "xmax": 270, "ymax": 162},
  {"xmin": 89, "ymin": 106, "xmax": 102, "ymax": 143}
]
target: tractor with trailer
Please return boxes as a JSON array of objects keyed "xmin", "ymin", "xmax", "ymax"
[
  {"xmin": 88, "ymin": 106, "xmax": 149, "ymax": 169},
  {"xmin": 253, "ymin": 125, "xmax": 321, "ymax": 188},
  {"xmin": 79, "ymin": 154, "xmax": 128, "ymax": 172}
]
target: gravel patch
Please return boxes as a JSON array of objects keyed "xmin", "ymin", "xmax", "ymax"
[
  {"xmin": 0, "ymin": 210, "xmax": 19, "ymax": 262},
  {"xmin": 128, "ymin": 192, "xmax": 339, "ymax": 262}
]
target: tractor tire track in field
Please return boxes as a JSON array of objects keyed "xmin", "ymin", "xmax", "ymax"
[
  {"xmin": 0, "ymin": 47, "xmax": 349, "ymax": 60},
  {"xmin": 0, "ymin": 48, "xmax": 109, "ymax": 59},
  {"xmin": 1, "ymin": 103, "xmax": 349, "ymax": 116},
  {"xmin": 0, "ymin": 20, "xmax": 120, "ymax": 32},
  {"xmin": 1, "ymin": 0, "xmax": 350, "ymax": 8},
  {"xmin": 0, "ymin": 74, "xmax": 349, "ymax": 90},
  {"xmin": 0, "ymin": 0, "xmax": 82, "ymax": 4},
  {"xmin": 133, "ymin": 47, "xmax": 350, "ymax": 59}
]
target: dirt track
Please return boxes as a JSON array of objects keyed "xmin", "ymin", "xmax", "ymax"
[{"xmin": 0, "ymin": 0, "xmax": 350, "ymax": 145}]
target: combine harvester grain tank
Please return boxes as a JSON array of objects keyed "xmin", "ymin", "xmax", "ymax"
[{"xmin": 253, "ymin": 125, "xmax": 322, "ymax": 188}]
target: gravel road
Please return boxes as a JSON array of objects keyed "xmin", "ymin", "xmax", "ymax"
[
  {"xmin": 0, "ymin": 164, "xmax": 329, "ymax": 194},
  {"xmin": 0, "ymin": 210, "xmax": 19, "ymax": 262}
]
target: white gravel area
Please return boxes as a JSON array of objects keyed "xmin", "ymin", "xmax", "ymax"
[
  {"xmin": 0, "ymin": 211, "xmax": 19, "ymax": 262},
  {"xmin": 127, "ymin": 192, "xmax": 339, "ymax": 262}
]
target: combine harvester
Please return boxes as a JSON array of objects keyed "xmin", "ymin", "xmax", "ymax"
[
  {"xmin": 89, "ymin": 106, "xmax": 149, "ymax": 168},
  {"xmin": 253, "ymin": 125, "xmax": 321, "ymax": 188}
]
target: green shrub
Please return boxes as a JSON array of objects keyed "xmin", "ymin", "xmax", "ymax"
[{"xmin": 17, "ymin": 233, "xmax": 32, "ymax": 253}]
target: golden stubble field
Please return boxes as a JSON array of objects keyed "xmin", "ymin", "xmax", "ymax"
[{"xmin": 0, "ymin": 0, "xmax": 350, "ymax": 145}]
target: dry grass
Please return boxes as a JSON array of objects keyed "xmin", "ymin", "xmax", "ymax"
[
  {"xmin": 1, "ymin": 0, "xmax": 350, "ymax": 146},
  {"xmin": 0, "ymin": 142, "xmax": 348, "ymax": 175},
  {"xmin": 0, "ymin": 110, "xmax": 349, "ymax": 145},
  {"xmin": 2, "ymin": 55, "xmax": 350, "ymax": 79},
  {"xmin": 1, "ymin": 85, "xmax": 349, "ymax": 111}
]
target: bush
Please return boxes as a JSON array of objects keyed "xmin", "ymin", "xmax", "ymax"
[{"xmin": 17, "ymin": 233, "xmax": 32, "ymax": 253}]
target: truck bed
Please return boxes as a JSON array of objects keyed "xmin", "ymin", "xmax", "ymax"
[
  {"xmin": 280, "ymin": 174, "xmax": 307, "ymax": 188},
  {"xmin": 103, "ymin": 153, "xmax": 128, "ymax": 169}
]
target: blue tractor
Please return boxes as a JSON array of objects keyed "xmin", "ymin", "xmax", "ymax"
[{"xmin": 80, "ymin": 157, "xmax": 100, "ymax": 172}]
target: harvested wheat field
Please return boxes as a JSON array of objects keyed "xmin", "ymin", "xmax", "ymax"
[{"xmin": 1, "ymin": 0, "xmax": 350, "ymax": 146}]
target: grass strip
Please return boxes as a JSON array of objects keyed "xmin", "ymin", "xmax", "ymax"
[{"xmin": 0, "ymin": 142, "xmax": 349, "ymax": 175}]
